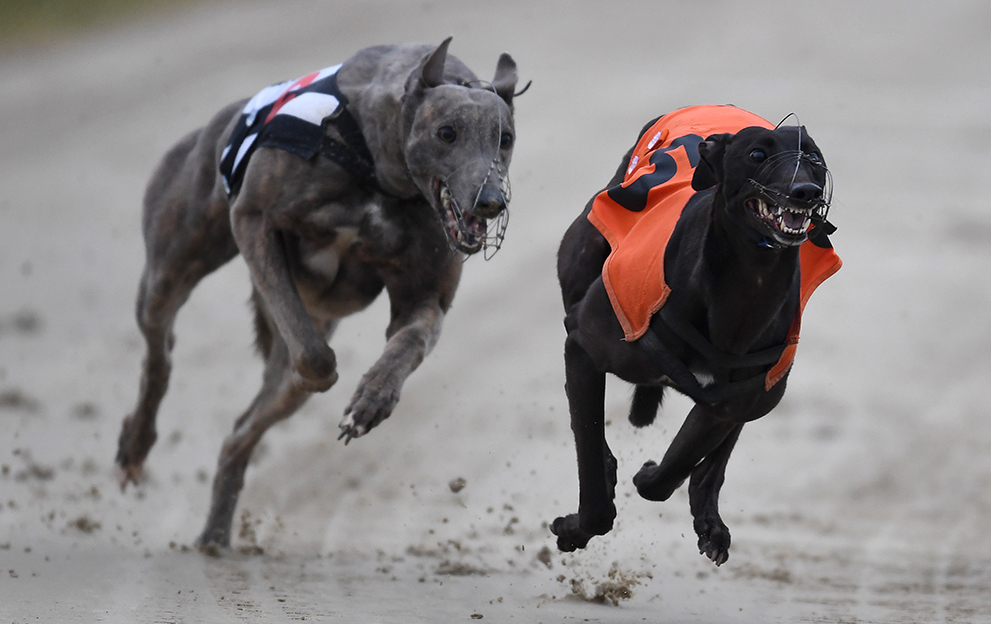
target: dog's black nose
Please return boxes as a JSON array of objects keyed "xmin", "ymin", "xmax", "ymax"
[
  {"xmin": 789, "ymin": 182, "xmax": 823, "ymax": 203},
  {"xmin": 472, "ymin": 186, "xmax": 507, "ymax": 219}
]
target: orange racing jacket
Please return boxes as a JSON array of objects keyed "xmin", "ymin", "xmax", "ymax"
[{"xmin": 588, "ymin": 105, "xmax": 842, "ymax": 390}]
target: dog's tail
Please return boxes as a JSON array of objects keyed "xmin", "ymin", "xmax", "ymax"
[{"xmin": 629, "ymin": 385, "xmax": 664, "ymax": 428}]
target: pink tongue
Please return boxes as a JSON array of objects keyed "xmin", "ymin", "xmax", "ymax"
[{"xmin": 781, "ymin": 211, "xmax": 806, "ymax": 230}]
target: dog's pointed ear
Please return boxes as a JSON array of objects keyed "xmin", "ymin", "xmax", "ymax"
[
  {"xmin": 420, "ymin": 36, "xmax": 453, "ymax": 88},
  {"xmin": 692, "ymin": 133, "xmax": 731, "ymax": 191},
  {"xmin": 492, "ymin": 53, "xmax": 518, "ymax": 106}
]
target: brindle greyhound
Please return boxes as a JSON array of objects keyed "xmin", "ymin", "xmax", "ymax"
[
  {"xmin": 551, "ymin": 107, "xmax": 839, "ymax": 565},
  {"xmin": 114, "ymin": 38, "xmax": 520, "ymax": 551}
]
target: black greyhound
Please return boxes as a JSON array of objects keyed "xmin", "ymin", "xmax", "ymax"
[{"xmin": 551, "ymin": 105, "xmax": 840, "ymax": 565}]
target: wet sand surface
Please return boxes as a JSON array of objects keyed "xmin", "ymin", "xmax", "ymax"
[{"xmin": 2, "ymin": 1, "xmax": 990, "ymax": 621}]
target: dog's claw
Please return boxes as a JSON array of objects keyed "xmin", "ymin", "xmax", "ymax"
[
  {"xmin": 337, "ymin": 413, "xmax": 367, "ymax": 445},
  {"xmin": 116, "ymin": 464, "xmax": 143, "ymax": 492},
  {"xmin": 699, "ymin": 543, "xmax": 729, "ymax": 566},
  {"xmin": 337, "ymin": 374, "xmax": 400, "ymax": 443},
  {"xmin": 695, "ymin": 517, "xmax": 731, "ymax": 566}
]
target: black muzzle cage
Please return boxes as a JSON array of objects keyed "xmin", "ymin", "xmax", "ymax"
[
  {"xmin": 745, "ymin": 114, "xmax": 835, "ymax": 231},
  {"xmin": 746, "ymin": 151, "xmax": 833, "ymax": 227}
]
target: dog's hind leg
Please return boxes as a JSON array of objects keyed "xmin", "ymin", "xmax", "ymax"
[
  {"xmin": 688, "ymin": 423, "xmax": 742, "ymax": 566},
  {"xmin": 116, "ymin": 123, "xmax": 240, "ymax": 488},
  {"xmin": 550, "ymin": 335, "xmax": 617, "ymax": 552},
  {"xmin": 195, "ymin": 319, "xmax": 328, "ymax": 552},
  {"xmin": 116, "ymin": 230, "xmax": 238, "ymax": 488},
  {"xmin": 115, "ymin": 268, "xmax": 184, "ymax": 486},
  {"xmin": 632, "ymin": 404, "xmax": 740, "ymax": 502}
]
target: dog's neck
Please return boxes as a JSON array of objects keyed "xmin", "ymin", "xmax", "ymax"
[
  {"xmin": 352, "ymin": 94, "xmax": 420, "ymax": 199},
  {"xmin": 337, "ymin": 68, "xmax": 422, "ymax": 199},
  {"xmin": 700, "ymin": 197, "xmax": 801, "ymax": 356}
]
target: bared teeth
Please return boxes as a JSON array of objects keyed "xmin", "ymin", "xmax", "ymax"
[
  {"xmin": 436, "ymin": 181, "xmax": 486, "ymax": 252},
  {"xmin": 754, "ymin": 199, "xmax": 811, "ymax": 236}
]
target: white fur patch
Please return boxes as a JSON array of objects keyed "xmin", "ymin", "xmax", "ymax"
[
  {"xmin": 692, "ymin": 370, "xmax": 715, "ymax": 388},
  {"xmin": 365, "ymin": 203, "xmax": 403, "ymax": 249},
  {"xmin": 303, "ymin": 227, "xmax": 358, "ymax": 278}
]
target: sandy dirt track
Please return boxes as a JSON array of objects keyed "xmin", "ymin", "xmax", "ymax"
[{"xmin": 2, "ymin": 1, "xmax": 991, "ymax": 621}]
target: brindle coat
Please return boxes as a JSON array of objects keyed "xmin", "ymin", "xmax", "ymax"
[{"xmin": 115, "ymin": 38, "xmax": 519, "ymax": 550}]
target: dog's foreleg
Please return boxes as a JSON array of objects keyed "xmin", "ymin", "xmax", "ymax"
[
  {"xmin": 196, "ymin": 336, "xmax": 310, "ymax": 553},
  {"xmin": 230, "ymin": 195, "xmax": 339, "ymax": 393},
  {"xmin": 633, "ymin": 403, "xmax": 739, "ymax": 502},
  {"xmin": 688, "ymin": 423, "xmax": 742, "ymax": 566},
  {"xmin": 338, "ymin": 300, "xmax": 445, "ymax": 443},
  {"xmin": 550, "ymin": 335, "xmax": 615, "ymax": 552}
]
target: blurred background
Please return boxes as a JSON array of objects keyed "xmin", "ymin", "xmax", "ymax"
[{"xmin": 1, "ymin": 1, "xmax": 990, "ymax": 622}]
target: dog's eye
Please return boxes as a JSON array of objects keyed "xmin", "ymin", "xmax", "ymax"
[
  {"xmin": 806, "ymin": 152, "xmax": 822, "ymax": 164},
  {"xmin": 500, "ymin": 132, "xmax": 514, "ymax": 149},
  {"xmin": 437, "ymin": 126, "xmax": 457, "ymax": 143},
  {"xmin": 749, "ymin": 148, "xmax": 767, "ymax": 163}
]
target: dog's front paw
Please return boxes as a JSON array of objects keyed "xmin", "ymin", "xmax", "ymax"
[
  {"xmin": 694, "ymin": 515, "xmax": 731, "ymax": 566},
  {"xmin": 550, "ymin": 514, "xmax": 591, "ymax": 552},
  {"xmin": 292, "ymin": 346, "xmax": 339, "ymax": 393},
  {"xmin": 550, "ymin": 514, "xmax": 595, "ymax": 552},
  {"xmin": 337, "ymin": 373, "xmax": 401, "ymax": 444},
  {"xmin": 550, "ymin": 507, "xmax": 616, "ymax": 552}
]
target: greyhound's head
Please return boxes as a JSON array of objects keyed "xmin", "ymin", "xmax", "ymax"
[
  {"xmin": 694, "ymin": 124, "xmax": 832, "ymax": 248},
  {"xmin": 400, "ymin": 38, "xmax": 518, "ymax": 256}
]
